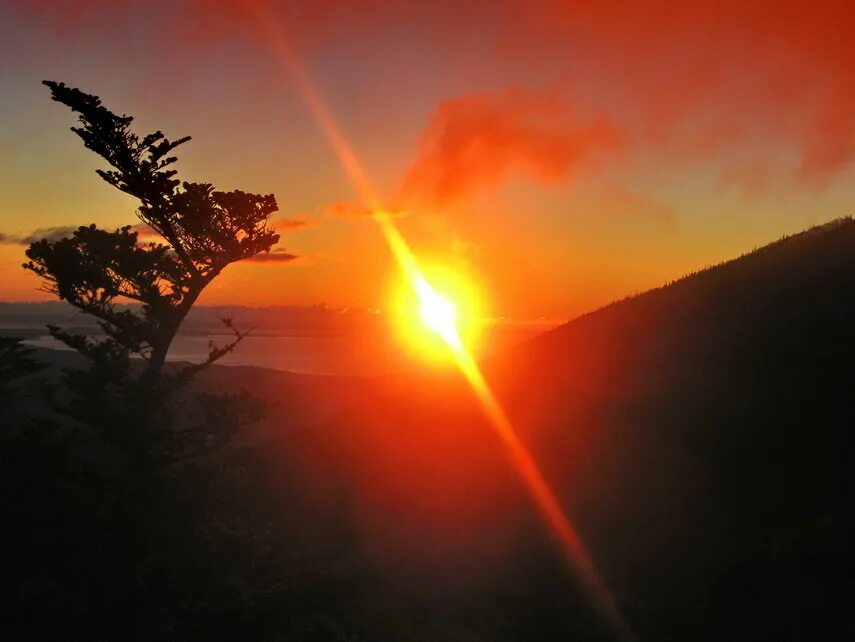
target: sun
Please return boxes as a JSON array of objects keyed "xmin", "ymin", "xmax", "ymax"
[
  {"xmin": 389, "ymin": 259, "xmax": 485, "ymax": 364},
  {"xmin": 413, "ymin": 275, "xmax": 463, "ymax": 352}
]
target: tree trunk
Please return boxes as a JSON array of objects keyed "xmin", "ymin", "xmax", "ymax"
[{"xmin": 142, "ymin": 283, "xmax": 205, "ymax": 381}]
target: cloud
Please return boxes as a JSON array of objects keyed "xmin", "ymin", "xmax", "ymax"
[
  {"xmin": 798, "ymin": 81, "xmax": 855, "ymax": 184},
  {"xmin": 245, "ymin": 220, "xmax": 303, "ymax": 263},
  {"xmin": 321, "ymin": 202, "xmax": 374, "ymax": 219},
  {"xmin": 1, "ymin": 222, "xmax": 299, "ymax": 266},
  {"xmin": 244, "ymin": 247, "xmax": 299, "ymax": 263},
  {"xmin": 514, "ymin": 2, "xmax": 855, "ymax": 184},
  {"xmin": 318, "ymin": 202, "xmax": 406, "ymax": 219},
  {"xmin": 10, "ymin": 1, "xmax": 855, "ymax": 188},
  {"xmin": 271, "ymin": 217, "xmax": 311, "ymax": 230},
  {"xmin": 399, "ymin": 86, "xmax": 620, "ymax": 206},
  {"xmin": 0, "ymin": 226, "xmax": 77, "ymax": 245}
]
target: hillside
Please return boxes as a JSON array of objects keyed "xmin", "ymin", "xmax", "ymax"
[
  {"xmin": 245, "ymin": 218, "xmax": 855, "ymax": 641},
  {"xmin": 488, "ymin": 216, "xmax": 855, "ymax": 639},
  {"xmin": 511, "ymin": 216, "xmax": 855, "ymax": 398}
]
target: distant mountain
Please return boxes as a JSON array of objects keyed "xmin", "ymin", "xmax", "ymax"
[{"xmin": 245, "ymin": 218, "xmax": 855, "ymax": 641}]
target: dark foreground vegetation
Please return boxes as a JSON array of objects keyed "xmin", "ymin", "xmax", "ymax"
[{"xmin": 1, "ymin": 79, "xmax": 853, "ymax": 641}]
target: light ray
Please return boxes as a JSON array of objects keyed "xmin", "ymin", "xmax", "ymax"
[{"xmin": 253, "ymin": 9, "xmax": 635, "ymax": 641}]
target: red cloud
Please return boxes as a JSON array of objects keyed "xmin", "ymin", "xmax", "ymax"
[
  {"xmin": 10, "ymin": 1, "xmax": 855, "ymax": 187},
  {"xmin": 271, "ymin": 217, "xmax": 311, "ymax": 231},
  {"xmin": 517, "ymin": 1, "xmax": 855, "ymax": 183},
  {"xmin": 399, "ymin": 86, "xmax": 620, "ymax": 206},
  {"xmin": 244, "ymin": 247, "xmax": 299, "ymax": 263}
]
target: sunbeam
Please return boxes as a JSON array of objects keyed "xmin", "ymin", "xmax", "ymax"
[{"xmin": 253, "ymin": 8, "xmax": 635, "ymax": 641}]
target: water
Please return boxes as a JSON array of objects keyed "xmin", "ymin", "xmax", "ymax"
[
  {"xmin": 18, "ymin": 321, "xmax": 558, "ymax": 376},
  {"xmin": 22, "ymin": 333, "xmax": 400, "ymax": 376}
]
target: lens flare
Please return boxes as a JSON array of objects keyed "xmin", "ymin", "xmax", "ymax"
[
  {"xmin": 389, "ymin": 253, "xmax": 484, "ymax": 363},
  {"xmin": 414, "ymin": 275, "xmax": 462, "ymax": 351},
  {"xmin": 253, "ymin": 9, "xmax": 635, "ymax": 641}
]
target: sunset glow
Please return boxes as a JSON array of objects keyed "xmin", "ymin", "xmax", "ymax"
[
  {"xmin": 415, "ymin": 277, "xmax": 460, "ymax": 351},
  {"xmin": 248, "ymin": 11, "xmax": 634, "ymax": 635},
  {"xmin": 389, "ymin": 251, "xmax": 486, "ymax": 362},
  {"xmin": 3, "ymin": 3, "xmax": 853, "ymax": 640}
]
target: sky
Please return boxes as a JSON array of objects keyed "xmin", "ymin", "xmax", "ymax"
[{"xmin": 2, "ymin": 0, "xmax": 855, "ymax": 320}]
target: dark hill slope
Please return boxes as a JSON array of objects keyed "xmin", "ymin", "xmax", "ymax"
[
  {"xmin": 493, "ymin": 217, "xmax": 855, "ymax": 640},
  {"xmin": 239, "ymin": 218, "xmax": 855, "ymax": 641},
  {"xmin": 511, "ymin": 216, "xmax": 855, "ymax": 399}
]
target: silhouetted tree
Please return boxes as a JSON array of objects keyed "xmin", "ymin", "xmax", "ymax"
[
  {"xmin": 27, "ymin": 82, "xmax": 279, "ymax": 379},
  {"xmin": 1, "ymin": 83, "xmax": 291, "ymax": 638},
  {"xmin": 23, "ymin": 81, "xmax": 282, "ymax": 460},
  {"xmin": 0, "ymin": 337, "xmax": 44, "ymax": 403}
]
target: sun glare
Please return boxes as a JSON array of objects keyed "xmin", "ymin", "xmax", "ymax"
[
  {"xmin": 260, "ymin": 25, "xmax": 633, "ymax": 632},
  {"xmin": 389, "ymin": 258, "xmax": 485, "ymax": 364},
  {"xmin": 414, "ymin": 275, "xmax": 463, "ymax": 351}
]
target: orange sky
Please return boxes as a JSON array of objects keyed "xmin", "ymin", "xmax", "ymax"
[{"xmin": 2, "ymin": 1, "xmax": 855, "ymax": 319}]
